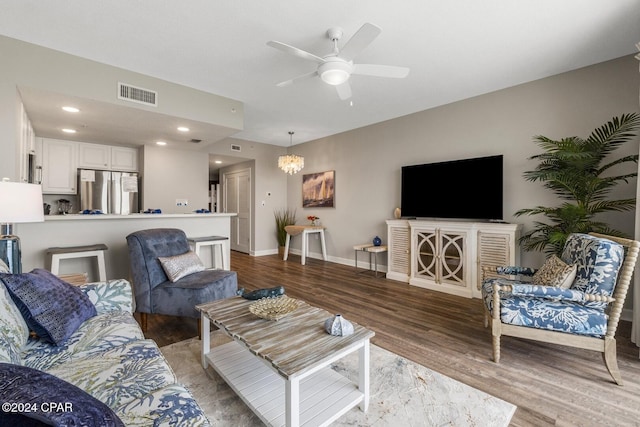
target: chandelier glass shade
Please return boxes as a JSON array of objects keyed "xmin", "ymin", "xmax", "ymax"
[
  {"xmin": 278, "ymin": 154, "xmax": 304, "ymax": 175},
  {"xmin": 278, "ymin": 131, "xmax": 304, "ymax": 175}
]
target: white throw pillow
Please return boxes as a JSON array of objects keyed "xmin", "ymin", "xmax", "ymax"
[
  {"xmin": 532, "ymin": 255, "xmax": 577, "ymax": 289},
  {"xmin": 158, "ymin": 251, "xmax": 205, "ymax": 282}
]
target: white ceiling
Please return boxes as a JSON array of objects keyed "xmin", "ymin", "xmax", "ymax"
[{"xmin": 2, "ymin": 0, "xmax": 640, "ymax": 148}]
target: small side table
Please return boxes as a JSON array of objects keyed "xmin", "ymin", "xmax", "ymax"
[
  {"xmin": 353, "ymin": 244, "xmax": 387, "ymax": 277},
  {"xmin": 188, "ymin": 236, "xmax": 229, "ymax": 270},
  {"xmin": 284, "ymin": 225, "xmax": 328, "ymax": 265}
]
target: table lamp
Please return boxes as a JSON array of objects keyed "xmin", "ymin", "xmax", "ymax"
[{"xmin": 0, "ymin": 179, "xmax": 45, "ymax": 273}]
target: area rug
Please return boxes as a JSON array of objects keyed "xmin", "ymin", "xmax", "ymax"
[{"xmin": 160, "ymin": 332, "xmax": 516, "ymax": 426}]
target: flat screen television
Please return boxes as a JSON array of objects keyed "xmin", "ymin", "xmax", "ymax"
[{"xmin": 400, "ymin": 155, "xmax": 503, "ymax": 221}]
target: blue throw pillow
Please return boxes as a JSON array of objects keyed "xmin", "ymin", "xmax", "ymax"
[
  {"xmin": 0, "ymin": 269, "xmax": 97, "ymax": 346},
  {"xmin": 0, "ymin": 362, "xmax": 124, "ymax": 426}
]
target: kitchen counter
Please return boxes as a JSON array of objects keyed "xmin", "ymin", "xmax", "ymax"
[
  {"xmin": 17, "ymin": 213, "xmax": 237, "ymax": 280},
  {"xmin": 44, "ymin": 213, "xmax": 235, "ymax": 220}
]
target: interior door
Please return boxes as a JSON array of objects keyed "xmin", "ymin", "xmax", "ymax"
[{"xmin": 224, "ymin": 168, "xmax": 251, "ymax": 253}]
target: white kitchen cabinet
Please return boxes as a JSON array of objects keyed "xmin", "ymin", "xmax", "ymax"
[
  {"xmin": 386, "ymin": 219, "xmax": 521, "ymax": 298},
  {"xmin": 18, "ymin": 102, "xmax": 36, "ymax": 183},
  {"xmin": 78, "ymin": 143, "xmax": 111, "ymax": 169},
  {"xmin": 110, "ymin": 146, "xmax": 138, "ymax": 171},
  {"xmin": 78, "ymin": 143, "xmax": 138, "ymax": 171},
  {"xmin": 41, "ymin": 139, "xmax": 78, "ymax": 194}
]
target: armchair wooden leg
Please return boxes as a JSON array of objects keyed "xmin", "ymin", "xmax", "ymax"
[
  {"xmin": 491, "ymin": 284, "xmax": 501, "ymax": 362},
  {"xmin": 140, "ymin": 312, "xmax": 148, "ymax": 332},
  {"xmin": 603, "ymin": 337, "xmax": 623, "ymax": 385},
  {"xmin": 492, "ymin": 329, "xmax": 501, "ymax": 363}
]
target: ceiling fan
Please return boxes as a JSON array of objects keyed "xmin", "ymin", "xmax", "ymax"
[{"xmin": 267, "ymin": 23, "xmax": 410, "ymax": 100}]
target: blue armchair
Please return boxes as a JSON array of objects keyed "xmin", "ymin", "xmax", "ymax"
[
  {"xmin": 126, "ymin": 228, "xmax": 238, "ymax": 333},
  {"xmin": 481, "ymin": 232, "xmax": 639, "ymax": 385}
]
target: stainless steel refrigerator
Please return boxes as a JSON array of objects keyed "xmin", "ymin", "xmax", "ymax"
[{"xmin": 78, "ymin": 169, "xmax": 140, "ymax": 214}]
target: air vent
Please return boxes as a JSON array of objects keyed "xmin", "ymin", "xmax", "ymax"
[
  {"xmin": 118, "ymin": 82, "xmax": 158, "ymax": 106},
  {"xmin": 190, "ymin": 139, "xmax": 202, "ymax": 143},
  {"xmin": 231, "ymin": 144, "xmax": 241, "ymax": 152}
]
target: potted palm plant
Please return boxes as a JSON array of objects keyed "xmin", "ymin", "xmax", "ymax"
[
  {"xmin": 515, "ymin": 113, "xmax": 640, "ymax": 256},
  {"xmin": 274, "ymin": 208, "xmax": 296, "ymax": 257}
]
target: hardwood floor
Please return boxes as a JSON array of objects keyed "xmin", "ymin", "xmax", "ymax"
[{"xmin": 142, "ymin": 251, "xmax": 640, "ymax": 427}]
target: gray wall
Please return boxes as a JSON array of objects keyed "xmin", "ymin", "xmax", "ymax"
[
  {"xmin": 287, "ymin": 55, "xmax": 640, "ymax": 269},
  {"xmin": 2, "ymin": 35, "xmax": 639, "ymax": 311},
  {"xmin": 142, "ymin": 145, "xmax": 210, "ymax": 214}
]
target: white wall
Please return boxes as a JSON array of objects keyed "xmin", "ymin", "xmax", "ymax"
[{"xmin": 0, "ymin": 35, "xmax": 243, "ymax": 180}]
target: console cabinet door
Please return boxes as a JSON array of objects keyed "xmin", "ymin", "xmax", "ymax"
[
  {"xmin": 475, "ymin": 230, "xmax": 519, "ymax": 298},
  {"xmin": 414, "ymin": 228, "xmax": 466, "ymax": 288},
  {"xmin": 386, "ymin": 221, "xmax": 410, "ymax": 282},
  {"xmin": 41, "ymin": 139, "xmax": 78, "ymax": 194}
]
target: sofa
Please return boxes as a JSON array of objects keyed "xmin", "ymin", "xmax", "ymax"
[{"xmin": 0, "ymin": 264, "xmax": 210, "ymax": 426}]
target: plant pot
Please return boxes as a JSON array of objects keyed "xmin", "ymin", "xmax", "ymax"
[{"xmin": 278, "ymin": 246, "xmax": 286, "ymax": 259}]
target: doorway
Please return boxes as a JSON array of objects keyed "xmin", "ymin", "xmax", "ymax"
[{"xmin": 223, "ymin": 168, "xmax": 251, "ymax": 254}]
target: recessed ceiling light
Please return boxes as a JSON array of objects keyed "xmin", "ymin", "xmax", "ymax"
[
  {"xmin": 62, "ymin": 128, "xmax": 76, "ymax": 133},
  {"xmin": 215, "ymin": 160, "xmax": 222, "ymax": 164},
  {"xmin": 177, "ymin": 126, "xmax": 189, "ymax": 132},
  {"xmin": 156, "ymin": 141, "xmax": 167, "ymax": 146},
  {"xmin": 62, "ymin": 106, "xmax": 80, "ymax": 113}
]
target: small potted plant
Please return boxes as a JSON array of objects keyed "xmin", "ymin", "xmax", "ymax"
[
  {"xmin": 307, "ymin": 215, "xmax": 320, "ymax": 226},
  {"xmin": 274, "ymin": 208, "xmax": 296, "ymax": 257}
]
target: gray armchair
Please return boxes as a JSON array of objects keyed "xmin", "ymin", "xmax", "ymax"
[{"xmin": 126, "ymin": 228, "xmax": 238, "ymax": 332}]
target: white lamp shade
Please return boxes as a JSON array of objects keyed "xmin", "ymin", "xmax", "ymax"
[{"xmin": 0, "ymin": 181, "xmax": 45, "ymax": 223}]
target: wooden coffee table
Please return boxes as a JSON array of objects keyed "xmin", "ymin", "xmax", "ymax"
[{"xmin": 197, "ymin": 296, "xmax": 375, "ymax": 427}]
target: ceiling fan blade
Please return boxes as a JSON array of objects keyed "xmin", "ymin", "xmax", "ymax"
[
  {"xmin": 338, "ymin": 23, "xmax": 382, "ymax": 62},
  {"xmin": 335, "ymin": 81, "xmax": 352, "ymax": 100},
  {"xmin": 276, "ymin": 71, "xmax": 318, "ymax": 87},
  {"xmin": 353, "ymin": 64, "xmax": 410, "ymax": 78},
  {"xmin": 267, "ymin": 40, "xmax": 325, "ymax": 63}
]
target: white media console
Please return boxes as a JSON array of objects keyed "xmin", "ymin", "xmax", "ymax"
[{"xmin": 386, "ymin": 219, "xmax": 522, "ymax": 299}]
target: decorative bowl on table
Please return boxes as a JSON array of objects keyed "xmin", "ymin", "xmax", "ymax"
[{"xmin": 249, "ymin": 295, "xmax": 301, "ymax": 321}]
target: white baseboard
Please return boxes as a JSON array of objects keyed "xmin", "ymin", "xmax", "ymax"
[{"xmin": 252, "ymin": 249, "xmax": 388, "ymax": 273}]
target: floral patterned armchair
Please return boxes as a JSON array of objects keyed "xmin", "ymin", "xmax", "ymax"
[{"xmin": 481, "ymin": 232, "xmax": 640, "ymax": 385}]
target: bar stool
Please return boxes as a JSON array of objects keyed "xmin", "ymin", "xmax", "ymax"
[
  {"xmin": 46, "ymin": 243, "xmax": 108, "ymax": 282},
  {"xmin": 188, "ymin": 236, "xmax": 229, "ymax": 270}
]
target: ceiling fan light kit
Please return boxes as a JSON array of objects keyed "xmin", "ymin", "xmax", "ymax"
[
  {"xmin": 319, "ymin": 60, "xmax": 352, "ymax": 85},
  {"xmin": 267, "ymin": 22, "xmax": 409, "ymax": 100}
]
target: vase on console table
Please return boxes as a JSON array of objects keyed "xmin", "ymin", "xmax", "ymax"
[{"xmin": 373, "ymin": 236, "xmax": 382, "ymax": 246}]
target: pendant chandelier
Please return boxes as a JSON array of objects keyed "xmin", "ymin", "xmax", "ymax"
[{"xmin": 278, "ymin": 131, "xmax": 304, "ymax": 175}]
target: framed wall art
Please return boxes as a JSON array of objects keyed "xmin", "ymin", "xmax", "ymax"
[{"xmin": 302, "ymin": 170, "xmax": 334, "ymax": 208}]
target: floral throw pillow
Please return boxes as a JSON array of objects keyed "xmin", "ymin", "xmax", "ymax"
[
  {"xmin": 158, "ymin": 251, "xmax": 205, "ymax": 282},
  {"xmin": 532, "ymin": 255, "xmax": 577, "ymax": 289}
]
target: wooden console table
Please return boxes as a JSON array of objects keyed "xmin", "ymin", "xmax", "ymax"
[{"xmin": 283, "ymin": 225, "xmax": 328, "ymax": 265}]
